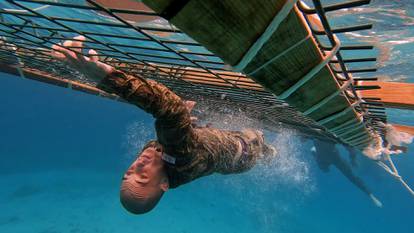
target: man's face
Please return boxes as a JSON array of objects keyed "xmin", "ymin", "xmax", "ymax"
[
  {"xmin": 120, "ymin": 146, "xmax": 169, "ymax": 214},
  {"xmin": 122, "ymin": 147, "xmax": 166, "ymax": 187}
]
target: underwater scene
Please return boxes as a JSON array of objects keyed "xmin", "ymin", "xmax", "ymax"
[{"xmin": 1, "ymin": 0, "xmax": 414, "ymax": 233}]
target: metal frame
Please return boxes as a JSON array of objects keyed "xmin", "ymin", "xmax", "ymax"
[
  {"xmin": 297, "ymin": 0, "xmax": 387, "ymax": 144},
  {"xmin": 0, "ymin": 0, "xmax": 386, "ymax": 146}
]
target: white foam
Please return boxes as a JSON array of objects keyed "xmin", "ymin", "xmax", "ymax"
[
  {"xmin": 363, "ymin": 123, "xmax": 413, "ymax": 158},
  {"xmin": 251, "ymin": 129, "xmax": 315, "ymax": 194},
  {"xmin": 362, "ymin": 134, "xmax": 384, "ymax": 159},
  {"xmin": 386, "ymin": 36, "xmax": 414, "ymax": 45},
  {"xmin": 382, "ymin": 124, "xmax": 413, "ymax": 156},
  {"xmin": 345, "ymin": 32, "xmax": 372, "ymax": 39},
  {"xmin": 214, "ymin": 128, "xmax": 315, "ymax": 233},
  {"xmin": 122, "ymin": 121, "xmax": 154, "ymax": 160}
]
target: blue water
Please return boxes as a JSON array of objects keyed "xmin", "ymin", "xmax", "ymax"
[
  {"xmin": 1, "ymin": 0, "xmax": 414, "ymax": 232},
  {"xmin": 1, "ymin": 72, "xmax": 413, "ymax": 233}
]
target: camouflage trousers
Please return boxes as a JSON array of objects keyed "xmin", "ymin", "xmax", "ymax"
[{"xmin": 214, "ymin": 129, "xmax": 276, "ymax": 174}]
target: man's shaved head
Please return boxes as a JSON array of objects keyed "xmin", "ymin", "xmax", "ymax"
[
  {"xmin": 120, "ymin": 141, "xmax": 169, "ymax": 214},
  {"xmin": 120, "ymin": 180, "xmax": 164, "ymax": 214}
]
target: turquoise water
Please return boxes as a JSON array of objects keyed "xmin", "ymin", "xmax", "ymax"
[
  {"xmin": 1, "ymin": 73, "xmax": 414, "ymax": 233},
  {"xmin": 1, "ymin": 0, "xmax": 414, "ymax": 232}
]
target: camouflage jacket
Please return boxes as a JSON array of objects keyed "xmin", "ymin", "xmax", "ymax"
[{"xmin": 98, "ymin": 70, "xmax": 266, "ymax": 188}]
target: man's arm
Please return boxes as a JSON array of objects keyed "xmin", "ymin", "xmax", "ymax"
[
  {"xmin": 51, "ymin": 36, "xmax": 193, "ymax": 148},
  {"xmin": 98, "ymin": 70, "xmax": 193, "ymax": 147}
]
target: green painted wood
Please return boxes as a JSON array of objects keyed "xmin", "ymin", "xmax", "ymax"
[
  {"xmin": 144, "ymin": 0, "xmax": 288, "ymax": 65},
  {"xmin": 142, "ymin": 0, "xmax": 373, "ymax": 146},
  {"xmin": 323, "ymin": 111, "xmax": 357, "ymax": 129}
]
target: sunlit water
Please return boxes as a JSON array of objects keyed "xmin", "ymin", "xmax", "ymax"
[{"xmin": 1, "ymin": 0, "xmax": 414, "ymax": 232}]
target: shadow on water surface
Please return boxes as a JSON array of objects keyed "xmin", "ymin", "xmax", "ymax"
[
  {"xmin": 8, "ymin": 184, "xmax": 43, "ymax": 200},
  {"xmin": 0, "ymin": 216, "xmax": 21, "ymax": 227}
]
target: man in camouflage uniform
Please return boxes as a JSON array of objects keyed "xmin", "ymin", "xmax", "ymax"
[
  {"xmin": 52, "ymin": 36, "xmax": 276, "ymax": 214},
  {"xmin": 312, "ymin": 140, "xmax": 382, "ymax": 207}
]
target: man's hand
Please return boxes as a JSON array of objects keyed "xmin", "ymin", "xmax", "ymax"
[
  {"xmin": 51, "ymin": 35, "xmax": 114, "ymax": 82},
  {"xmin": 184, "ymin": 100, "xmax": 198, "ymax": 124}
]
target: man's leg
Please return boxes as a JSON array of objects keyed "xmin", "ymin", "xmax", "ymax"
[{"xmin": 262, "ymin": 143, "xmax": 277, "ymax": 161}]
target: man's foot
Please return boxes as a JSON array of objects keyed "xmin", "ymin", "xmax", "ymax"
[
  {"xmin": 263, "ymin": 144, "xmax": 277, "ymax": 159},
  {"xmin": 369, "ymin": 193, "xmax": 383, "ymax": 208}
]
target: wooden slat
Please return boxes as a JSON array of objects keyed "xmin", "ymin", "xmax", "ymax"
[
  {"xmin": 358, "ymin": 81, "xmax": 414, "ymax": 110},
  {"xmin": 391, "ymin": 124, "xmax": 414, "ymax": 135},
  {"xmin": 0, "ymin": 63, "xmax": 121, "ymax": 101}
]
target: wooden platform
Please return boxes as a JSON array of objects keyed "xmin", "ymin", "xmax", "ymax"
[
  {"xmin": 391, "ymin": 124, "xmax": 414, "ymax": 135},
  {"xmin": 142, "ymin": 0, "xmax": 379, "ymax": 149},
  {"xmin": 2, "ymin": 60, "xmax": 348, "ymax": 142},
  {"xmin": 0, "ymin": 0, "xmax": 389, "ymax": 150},
  {"xmin": 358, "ymin": 81, "xmax": 414, "ymax": 110}
]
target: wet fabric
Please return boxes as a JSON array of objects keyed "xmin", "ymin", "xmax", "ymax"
[{"xmin": 98, "ymin": 70, "xmax": 266, "ymax": 188}]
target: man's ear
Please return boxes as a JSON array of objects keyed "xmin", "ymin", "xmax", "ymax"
[{"xmin": 160, "ymin": 177, "xmax": 169, "ymax": 192}]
